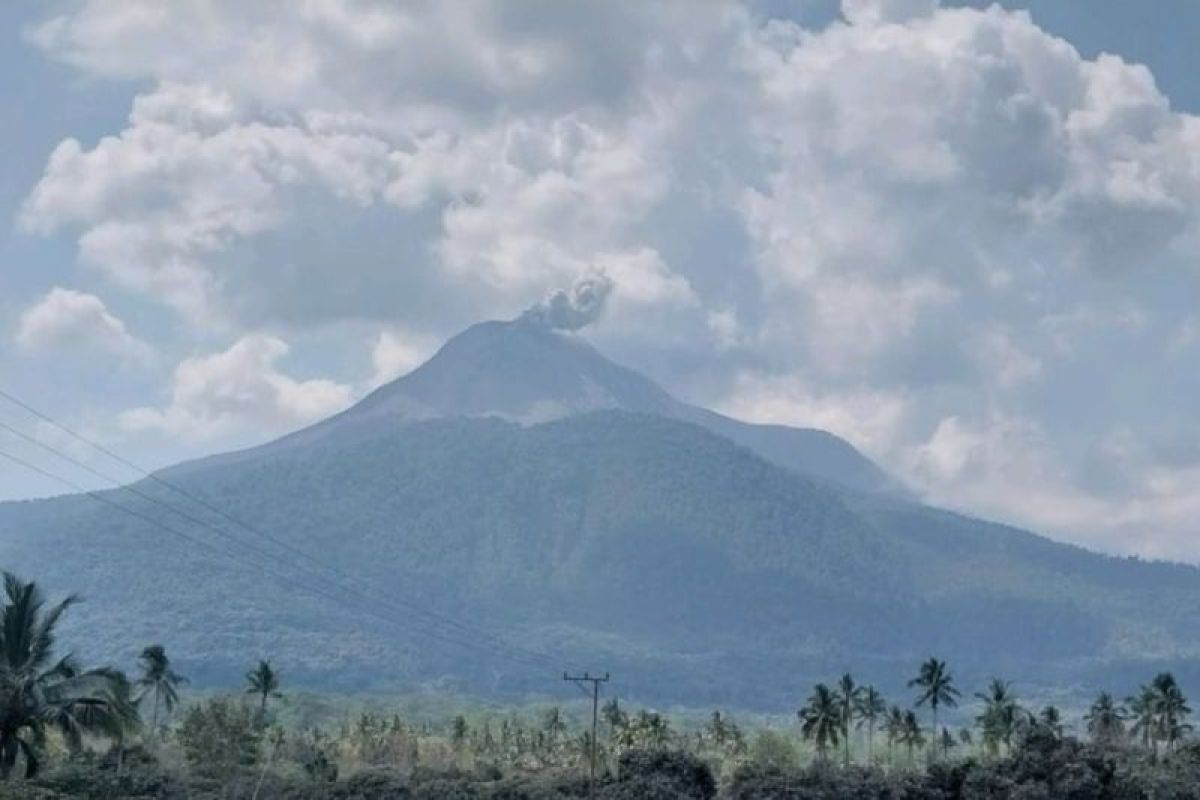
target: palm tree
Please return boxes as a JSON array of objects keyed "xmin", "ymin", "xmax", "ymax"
[
  {"xmin": 1085, "ymin": 692, "xmax": 1127, "ymax": 747},
  {"xmin": 1152, "ymin": 672, "xmax": 1192, "ymax": 752},
  {"xmin": 1128, "ymin": 684, "xmax": 1158, "ymax": 753},
  {"xmin": 909, "ymin": 658, "xmax": 959, "ymax": 759},
  {"xmin": 834, "ymin": 673, "xmax": 863, "ymax": 766},
  {"xmin": 135, "ymin": 644, "xmax": 187, "ymax": 735},
  {"xmin": 899, "ymin": 710, "xmax": 924, "ymax": 766},
  {"xmin": 245, "ymin": 660, "xmax": 282, "ymax": 720},
  {"xmin": 0, "ymin": 573, "xmax": 138, "ymax": 778},
  {"xmin": 883, "ymin": 705, "xmax": 906, "ymax": 767},
  {"xmin": 856, "ymin": 686, "xmax": 887, "ymax": 764},
  {"xmin": 799, "ymin": 683, "xmax": 842, "ymax": 765},
  {"xmin": 542, "ymin": 706, "xmax": 568, "ymax": 751},
  {"xmin": 602, "ymin": 697, "xmax": 628, "ymax": 738},
  {"xmin": 975, "ymin": 679, "xmax": 1024, "ymax": 756},
  {"xmin": 1039, "ymin": 705, "xmax": 1063, "ymax": 738},
  {"xmin": 939, "ymin": 727, "xmax": 956, "ymax": 756}
]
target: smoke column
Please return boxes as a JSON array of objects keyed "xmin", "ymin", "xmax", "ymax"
[{"xmin": 520, "ymin": 271, "xmax": 614, "ymax": 331}]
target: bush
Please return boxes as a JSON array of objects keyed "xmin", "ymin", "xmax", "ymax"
[
  {"xmin": 176, "ymin": 697, "xmax": 262, "ymax": 779},
  {"xmin": 616, "ymin": 749, "xmax": 716, "ymax": 799}
]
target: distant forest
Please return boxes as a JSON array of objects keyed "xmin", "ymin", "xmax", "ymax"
[{"xmin": 6, "ymin": 571, "xmax": 1200, "ymax": 798}]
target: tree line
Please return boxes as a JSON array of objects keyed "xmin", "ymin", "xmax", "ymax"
[
  {"xmin": 5, "ymin": 569, "xmax": 1200, "ymax": 799},
  {"xmin": 797, "ymin": 657, "xmax": 1192, "ymax": 768}
]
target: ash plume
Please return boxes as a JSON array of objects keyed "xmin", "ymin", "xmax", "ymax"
[{"xmin": 520, "ymin": 271, "xmax": 614, "ymax": 331}]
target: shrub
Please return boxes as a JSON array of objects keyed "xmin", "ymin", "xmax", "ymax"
[
  {"xmin": 176, "ymin": 698, "xmax": 262, "ymax": 779},
  {"xmin": 616, "ymin": 749, "xmax": 716, "ymax": 799}
]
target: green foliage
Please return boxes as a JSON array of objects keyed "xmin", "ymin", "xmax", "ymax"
[
  {"xmin": 0, "ymin": 572, "xmax": 138, "ymax": 780},
  {"xmin": 176, "ymin": 697, "xmax": 261, "ymax": 778},
  {"xmin": 10, "ymin": 408, "xmax": 1200, "ymax": 704},
  {"xmin": 135, "ymin": 645, "xmax": 187, "ymax": 736},
  {"xmin": 747, "ymin": 730, "xmax": 800, "ymax": 771}
]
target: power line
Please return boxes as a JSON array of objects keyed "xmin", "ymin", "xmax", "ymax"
[
  {"xmin": 0, "ymin": 389, "xmax": 564, "ymax": 672},
  {"xmin": 0, "ymin": 441, "xmax": 551, "ymax": 674}
]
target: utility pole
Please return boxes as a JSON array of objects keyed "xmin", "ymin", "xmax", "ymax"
[{"xmin": 564, "ymin": 671, "xmax": 609, "ymax": 799}]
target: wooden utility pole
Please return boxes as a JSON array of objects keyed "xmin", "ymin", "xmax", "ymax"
[{"xmin": 564, "ymin": 671, "xmax": 609, "ymax": 798}]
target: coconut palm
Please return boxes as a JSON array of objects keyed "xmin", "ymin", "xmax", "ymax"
[
  {"xmin": 245, "ymin": 660, "xmax": 282, "ymax": 720},
  {"xmin": 1039, "ymin": 705, "xmax": 1063, "ymax": 738},
  {"xmin": 899, "ymin": 710, "xmax": 924, "ymax": 766},
  {"xmin": 0, "ymin": 573, "xmax": 138, "ymax": 778},
  {"xmin": 1128, "ymin": 684, "xmax": 1158, "ymax": 753},
  {"xmin": 883, "ymin": 705, "xmax": 906, "ymax": 766},
  {"xmin": 1085, "ymin": 692, "xmax": 1127, "ymax": 747},
  {"xmin": 909, "ymin": 658, "xmax": 959, "ymax": 759},
  {"xmin": 975, "ymin": 679, "xmax": 1025, "ymax": 756},
  {"xmin": 602, "ymin": 698, "xmax": 628, "ymax": 737},
  {"xmin": 834, "ymin": 673, "xmax": 864, "ymax": 765},
  {"xmin": 939, "ymin": 727, "xmax": 956, "ymax": 756},
  {"xmin": 542, "ymin": 706, "xmax": 568, "ymax": 751},
  {"xmin": 799, "ymin": 683, "xmax": 842, "ymax": 765},
  {"xmin": 135, "ymin": 644, "xmax": 187, "ymax": 735},
  {"xmin": 1152, "ymin": 672, "xmax": 1191, "ymax": 752},
  {"xmin": 856, "ymin": 685, "xmax": 887, "ymax": 764}
]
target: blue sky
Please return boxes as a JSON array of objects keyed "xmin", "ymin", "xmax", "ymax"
[{"xmin": 2, "ymin": 0, "xmax": 1199, "ymax": 560}]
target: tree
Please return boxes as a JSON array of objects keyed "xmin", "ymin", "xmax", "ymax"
[
  {"xmin": 975, "ymin": 679, "xmax": 1025, "ymax": 756},
  {"xmin": 451, "ymin": 715, "xmax": 469, "ymax": 753},
  {"xmin": 1085, "ymin": 692, "xmax": 1127, "ymax": 747},
  {"xmin": 135, "ymin": 644, "xmax": 187, "ymax": 735},
  {"xmin": 855, "ymin": 685, "xmax": 887, "ymax": 765},
  {"xmin": 1038, "ymin": 705, "xmax": 1063, "ymax": 739},
  {"xmin": 244, "ymin": 660, "xmax": 282, "ymax": 720},
  {"xmin": 834, "ymin": 673, "xmax": 864, "ymax": 766},
  {"xmin": 177, "ymin": 697, "xmax": 261, "ymax": 779},
  {"xmin": 882, "ymin": 705, "xmax": 906, "ymax": 766},
  {"xmin": 799, "ymin": 683, "xmax": 841, "ymax": 765},
  {"xmin": 603, "ymin": 697, "xmax": 629, "ymax": 740},
  {"xmin": 899, "ymin": 710, "xmax": 924, "ymax": 766},
  {"xmin": 542, "ymin": 706, "xmax": 567, "ymax": 752},
  {"xmin": 703, "ymin": 711, "xmax": 746, "ymax": 759},
  {"xmin": 0, "ymin": 572, "xmax": 138, "ymax": 778},
  {"xmin": 1128, "ymin": 684, "xmax": 1158, "ymax": 753},
  {"xmin": 908, "ymin": 658, "xmax": 959, "ymax": 759},
  {"xmin": 1151, "ymin": 672, "xmax": 1192, "ymax": 752}
]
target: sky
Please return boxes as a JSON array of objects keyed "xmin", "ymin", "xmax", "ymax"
[{"xmin": 2, "ymin": 0, "xmax": 1199, "ymax": 561}]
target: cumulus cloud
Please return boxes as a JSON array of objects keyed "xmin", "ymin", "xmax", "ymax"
[
  {"xmin": 16, "ymin": 0, "xmax": 1200, "ymax": 559},
  {"xmin": 120, "ymin": 335, "xmax": 352, "ymax": 441},
  {"xmin": 15, "ymin": 287, "xmax": 151, "ymax": 362},
  {"xmin": 368, "ymin": 329, "xmax": 435, "ymax": 388}
]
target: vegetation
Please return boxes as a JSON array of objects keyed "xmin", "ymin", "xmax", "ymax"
[
  {"xmin": 246, "ymin": 660, "xmax": 283, "ymax": 720},
  {"xmin": 7, "ymin": 567, "xmax": 1200, "ymax": 797},
  {"xmin": 0, "ymin": 573, "xmax": 136, "ymax": 779},
  {"xmin": 135, "ymin": 645, "xmax": 186, "ymax": 736},
  {"xmin": 7, "ymin": 408, "xmax": 1200, "ymax": 706}
]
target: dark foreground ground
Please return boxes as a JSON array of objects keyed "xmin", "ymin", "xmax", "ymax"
[{"xmin": 8, "ymin": 730, "xmax": 1200, "ymax": 799}]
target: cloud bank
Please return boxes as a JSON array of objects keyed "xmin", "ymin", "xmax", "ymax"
[{"xmin": 13, "ymin": 0, "xmax": 1200, "ymax": 559}]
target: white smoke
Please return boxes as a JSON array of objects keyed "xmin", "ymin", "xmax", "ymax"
[{"xmin": 521, "ymin": 271, "xmax": 615, "ymax": 331}]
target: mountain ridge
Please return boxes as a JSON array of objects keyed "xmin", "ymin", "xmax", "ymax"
[
  {"xmin": 3, "ymin": 317, "xmax": 1199, "ymax": 708},
  {"xmin": 167, "ymin": 318, "xmax": 903, "ymax": 498}
]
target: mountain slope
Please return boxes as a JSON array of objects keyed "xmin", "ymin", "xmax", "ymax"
[
  {"xmin": 3, "ymin": 411, "xmax": 1200, "ymax": 707},
  {"xmin": 2, "ymin": 319, "xmax": 1199, "ymax": 708},
  {"xmin": 177, "ymin": 319, "xmax": 900, "ymax": 496}
]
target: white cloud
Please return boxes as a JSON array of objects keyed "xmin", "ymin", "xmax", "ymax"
[
  {"xmin": 967, "ymin": 327, "xmax": 1043, "ymax": 389},
  {"xmin": 16, "ymin": 0, "xmax": 1200, "ymax": 560},
  {"xmin": 720, "ymin": 373, "xmax": 912, "ymax": 457},
  {"xmin": 120, "ymin": 335, "xmax": 352, "ymax": 441},
  {"xmin": 840, "ymin": 0, "xmax": 939, "ymax": 27},
  {"xmin": 368, "ymin": 329, "xmax": 433, "ymax": 388},
  {"xmin": 15, "ymin": 287, "xmax": 151, "ymax": 362}
]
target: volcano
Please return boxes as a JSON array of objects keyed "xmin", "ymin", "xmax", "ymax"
[{"xmin": 2, "ymin": 318, "xmax": 1198, "ymax": 707}]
